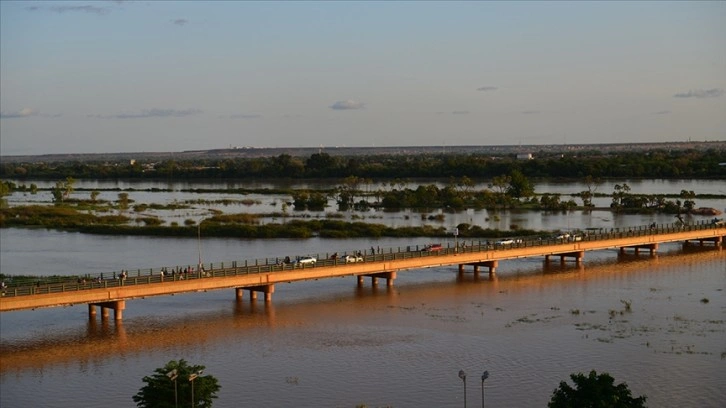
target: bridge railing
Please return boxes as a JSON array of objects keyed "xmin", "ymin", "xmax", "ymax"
[{"xmin": 1, "ymin": 220, "xmax": 721, "ymax": 298}]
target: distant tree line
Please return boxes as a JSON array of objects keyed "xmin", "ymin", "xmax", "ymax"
[{"xmin": 1, "ymin": 149, "xmax": 724, "ymax": 181}]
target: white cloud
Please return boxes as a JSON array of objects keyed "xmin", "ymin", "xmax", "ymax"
[
  {"xmin": 329, "ymin": 100, "xmax": 365, "ymax": 110},
  {"xmin": 673, "ymin": 88, "xmax": 724, "ymax": 98},
  {"xmin": 49, "ymin": 5, "xmax": 110, "ymax": 15},
  {"xmin": 0, "ymin": 108, "xmax": 38, "ymax": 119},
  {"xmin": 221, "ymin": 113, "xmax": 262, "ymax": 119},
  {"xmin": 88, "ymin": 108, "xmax": 203, "ymax": 119}
]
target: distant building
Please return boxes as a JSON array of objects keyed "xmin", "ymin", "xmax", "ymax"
[
  {"xmin": 516, "ymin": 153, "xmax": 533, "ymax": 160},
  {"xmin": 130, "ymin": 159, "xmax": 136, "ymax": 165}
]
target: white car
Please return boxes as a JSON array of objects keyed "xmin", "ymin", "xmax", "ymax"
[
  {"xmin": 297, "ymin": 256, "xmax": 317, "ymax": 265},
  {"xmin": 343, "ymin": 255, "xmax": 363, "ymax": 263},
  {"xmin": 495, "ymin": 238, "xmax": 521, "ymax": 246}
]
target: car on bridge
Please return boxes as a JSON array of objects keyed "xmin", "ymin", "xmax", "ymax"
[
  {"xmin": 343, "ymin": 255, "xmax": 363, "ymax": 263},
  {"xmin": 297, "ymin": 256, "xmax": 317, "ymax": 266},
  {"xmin": 421, "ymin": 244, "xmax": 443, "ymax": 252},
  {"xmin": 495, "ymin": 238, "xmax": 522, "ymax": 247}
]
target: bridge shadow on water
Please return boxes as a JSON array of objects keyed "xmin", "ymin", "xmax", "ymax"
[{"xmin": 1, "ymin": 244, "xmax": 722, "ymax": 374}]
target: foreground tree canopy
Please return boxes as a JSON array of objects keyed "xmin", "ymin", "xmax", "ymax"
[
  {"xmin": 133, "ymin": 359, "xmax": 220, "ymax": 408},
  {"xmin": 548, "ymin": 370, "xmax": 647, "ymax": 408}
]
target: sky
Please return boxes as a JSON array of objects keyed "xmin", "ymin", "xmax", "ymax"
[{"xmin": 1, "ymin": 1, "xmax": 725, "ymax": 155}]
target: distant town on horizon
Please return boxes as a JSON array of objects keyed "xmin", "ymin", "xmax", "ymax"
[{"xmin": 1, "ymin": 140, "xmax": 724, "ymax": 164}]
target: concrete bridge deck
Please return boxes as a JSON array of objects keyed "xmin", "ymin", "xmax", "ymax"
[{"xmin": 1, "ymin": 221, "xmax": 723, "ymax": 320}]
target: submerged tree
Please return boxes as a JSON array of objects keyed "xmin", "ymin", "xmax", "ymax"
[
  {"xmin": 51, "ymin": 176, "xmax": 76, "ymax": 203},
  {"xmin": 548, "ymin": 370, "xmax": 647, "ymax": 408},
  {"xmin": 133, "ymin": 359, "xmax": 220, "ymax": 408}
]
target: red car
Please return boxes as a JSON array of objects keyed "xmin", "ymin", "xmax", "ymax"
[{"xmin": 422, "ymin": 244, "xmax": 443, "ymax": 252}]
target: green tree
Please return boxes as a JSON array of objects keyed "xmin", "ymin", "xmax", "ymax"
[
  {"xmin": 337, "ymin": 176, "xmax": 363, "ymax": 211},
  {"xmin": 132, "ymin": 359, "xmax": 220, "ymax": 408},
  {"xmin": 548, "ymin": 370, "xmax": 647, "ymax": 408},
  {"xmin": 90, "ymin": 190, "xmax": 100, "ymax": 203},
  {"xmin": 63, "ymin": 176, "xmax": 75, "ymax": 198},
  {"xmin": 118, "ymin": 192, "xmax": 130, "ymax": 211},
  {"xmin": 51, "ymin": 181, "xmax": 65, "ymax": 203},
  {"xmin": 0, "ymin": 180, "xmax": 12, "ymax": 197},
  {"xmin": 507, "ymin": 169, "xmax": 535, "ymax": 198},
  {"xmin": 0, "ymin": 180, "xmax": 12, "ymax": 209},
  {"xmin": 51, "ymin": 177, "xmax": 76, "ymax": 203},
  {"xmin": 679, "ymin": 190, "xmax": 696, "ymax": 213},
  {"xmin": 579, "ymin": 175, "xmax": 602, "ymax": 208},
  {"xmin": 610, "ymin": 183, "xmax": 631, "ymax": 212}
]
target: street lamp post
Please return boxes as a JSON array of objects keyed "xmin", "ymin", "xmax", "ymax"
[
  {"xmin": 166, "ymin": 369, "xmax": 178, "ymax": 408},
  {"xmin": 481, "ymin": 371, "xmax": 489, "ymax": 408},
  {"xmin": 458, "ymin": 369, "xmax": 467, "ymax": 408},
  {"xmin": 197, "ymin": 223, "xmax": 203, "ymax": 278},
  {"xmin": 189, "ymin": 370, "xmax": 203, "ymax": 408}
]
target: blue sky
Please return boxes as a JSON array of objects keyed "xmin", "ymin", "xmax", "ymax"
[{"xmin": 1, "ymin": 1, "xmax": 724, "ymax": 155}]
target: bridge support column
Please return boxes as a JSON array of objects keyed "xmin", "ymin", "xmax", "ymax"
[
  {"xmin": 472, "ymin": 264, "xmax": 481, "ymax": 278},
  {"xmin": 113, "ymin": 300, "xmax": 125, "ymax": 321},
  {"xmin": 471, "ymin": 260, "xmax": 498, "ymax": 277},
  {"xmin": 244, "ymin": 285, "xmax": 275, "ymax": 302},
  {"xmin": 361, "ymin": 272, "xmax": 396, "ymax": 287},
  {"xmin": 620, "ymin": 243, "xmax": 659, "ymax": 256},
  {"xmin": 385, "ymin": 271, "xmax": 396, "ymax": 287},
  {"xmin": 487, "ymin": 260, "xmax": 498, "ymax": 277},
  {"xmin": 92, "ymin": 300, "xmax": 126, "ymax": 321},
  {"xmin": 236, "ymin": 287, "xmax": 243, "ymax": 301},
  {"xmin": 559, "ymin": 251, "xmax": 584, "ymax": 264}
]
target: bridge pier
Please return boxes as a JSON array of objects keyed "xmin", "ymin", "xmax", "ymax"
[
  {"xmin": 691, "ymin": 237, "xmax": 724, "ymax": 247},
  {"xmin": 548, "ymin": 251, "xmax": 585, "ymax": 264},
  {"xmin": 359, "ymin": 272, "xmax": 396, "ymax": 287},
  {"xmin": 240, "ymin": 285, "xmax": 275, "ymax": 302},
  {"xmin": 459, "ymin": 261, "xmax": 498, "ymax": 278},
  {"xmin": 89, "ymin": 300, "xmax": 126, "ymax": 321},
  {"xmin": 619, "ymin": 243, "xmax": 658, "ymax": 256}
]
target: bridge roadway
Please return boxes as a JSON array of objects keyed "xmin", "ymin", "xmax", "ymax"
[{"xmin": 1, "ymin": 222, "xmax": 723, "ymax": 320}]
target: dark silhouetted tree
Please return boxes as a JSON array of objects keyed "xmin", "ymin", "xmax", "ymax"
[
  {"xmin": 133, "ymin": 359, "xmax": 220, "ymax": 408},
  {"xmin": 548, "ymin": 370, "xmax": 647, "ymax": 408}
]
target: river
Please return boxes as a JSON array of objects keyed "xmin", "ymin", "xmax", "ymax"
[{"xmin": 1, "ymin": 180, "xmax": 725, "ymax": 407}]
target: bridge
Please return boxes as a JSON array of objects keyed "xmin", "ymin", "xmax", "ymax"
[{"xmin": 1, "ymin": 222, "xmax": 723, "ymax": 321}]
